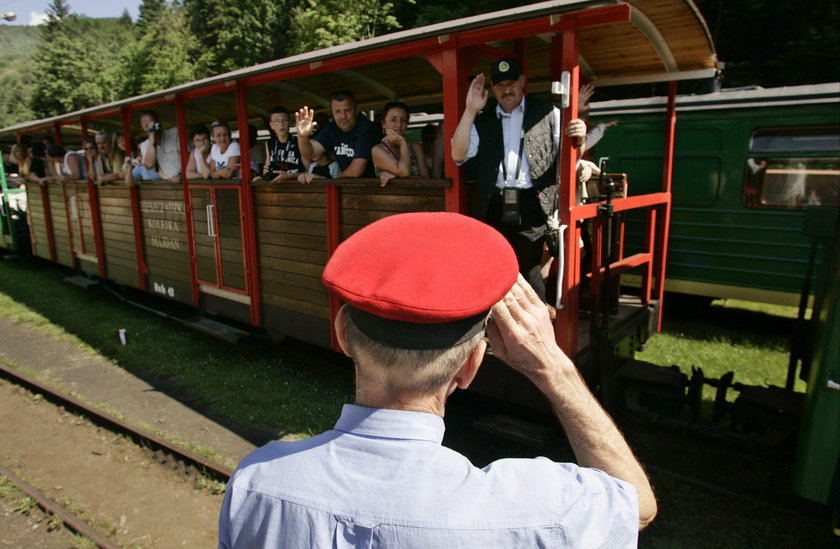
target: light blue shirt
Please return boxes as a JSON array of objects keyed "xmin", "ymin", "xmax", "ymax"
[{"xmin": 218, "ymin": 404, "xmax": 639, "ymax": 548}]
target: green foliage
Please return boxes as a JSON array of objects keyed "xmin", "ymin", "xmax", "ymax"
[
  {"xmin": 695, "ymin": 0, "xmax": 840, "ymax": 87},
  {"xmin": 287, "ymin": 0, "xmax": 407, "ymax": 55},
  {"xmin": 120, "ymin": 2, "xmax": 206, "ymax": 96},
  {"xmin": 185, "ymin": 0, "xmax": 288, "ymax": 73},
  {"xmin": 30, "ymin": 15, "xmax": 129, "ymax": 118}
]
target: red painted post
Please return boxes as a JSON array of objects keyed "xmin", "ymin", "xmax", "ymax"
[
  {"xmin": 82, "ymin": 118, "xmax": 107, "ymax": 276},
  {"xmin": 642, "ymin": 208, "xmax": 656, "ymax": 303},
  {"xmin": 439, "ymin": 42, "xmax": 470, "ymax": 214},
  {"xmin": 235, "ymin": 80, "xmax": 262, "ymax": 327},
  {"xmin": 552, "ymin": 22, "xmax": 581, "ymax": 356},
  {"xmin": 326, "ymin": 185, "xmax": 341, "ymax": 349},
  {"xmin": 175, "ymin": 95, "xmax": 200, "ymax": 307},
  {"xmin": 121, "ymin": 106, "xmax": 148, "ymax": 290},
  {"xmin": 655, "ymin": 81, "xmax": 677, "ymax": 331}
]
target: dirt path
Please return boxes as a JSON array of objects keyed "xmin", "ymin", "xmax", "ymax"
[{"xmin": 0, "ymin": 378, "xmax": 224, "ymax": 548}]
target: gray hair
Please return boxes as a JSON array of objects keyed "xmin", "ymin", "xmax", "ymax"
[{"xmin": 344, "ymin": 312, "xmax": 484, "ymax": 393}]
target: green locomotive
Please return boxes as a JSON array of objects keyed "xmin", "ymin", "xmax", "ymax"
[{"xmin": 590, "ymin": 82, "xmax": 839, "ymax": 306}]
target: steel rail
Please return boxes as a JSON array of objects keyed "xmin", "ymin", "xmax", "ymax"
[
  {"xmin": 0, "ymin": 464, "xmax": 122, "ymax": 549},
  {"xmin": 0, "ymin": 363, "xmax": 233, "ymax": 483}
]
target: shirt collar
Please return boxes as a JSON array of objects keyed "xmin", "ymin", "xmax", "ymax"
[
  {"xmin": 334, "ymin": 404, "xmax": 445, "ymax": 444},
  {"xmin": 495, "ymin": 96, "xmax": 526, "ymax": 118}
]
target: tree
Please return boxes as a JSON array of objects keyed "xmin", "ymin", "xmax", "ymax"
[
  {"xmin": 184, "ymin": 0, "xmax": 287, "ymax": 75},
  {"xmin": 120, "ymin": 1, "xmax": 206, "ymax": 96},
  {"xmin": 31, "ymin": 8, "xmax": 138, "ymax": 117},
  {"xmin": 287, "ymin": 0, "xmax": 407, "ymax": 55},
  {"xmin": 695, "ymin": 0, "xmax": 840, "ymax": 87}
]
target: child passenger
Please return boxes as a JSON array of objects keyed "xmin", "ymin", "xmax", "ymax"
[
  {"xmin": 186, "ymin": 124, "xmax": 212, "ymax": 180},
  {"xmin": 258, "ymin": 106, "xmax": 309, "ymax": 182},
  {"xmin": 209, "ymin": 121, "xmax": 240, "ymax": 179}
]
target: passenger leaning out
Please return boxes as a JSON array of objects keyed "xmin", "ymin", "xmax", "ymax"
[
  {"xmin": 185, "ymin": 124, "xmax": 212, "ymax": 180},
  {"xmin": 296, "ymin": 90, "xmax": 380, "ymax": 183},
  {"xmin": 256, "ymin": 106, "xmax": 309, "ymax": 183},
  {"xmin": 93, "ymin": 133, "xmax": 124, "ymax": 185},
  {"xmin": 126, "ymin": 110, "xmax": 181, "ymax": 185},
  {"xmin": 371, "ymin": 101, "xmax": 429, "ymax": 186},
  {"xmin": 209, "ymin": 121, "xmax": 240, "ymax": 180},
  {"xmin": 82, "ymin": 137, "xmax": 98, "ymax": 180},
  {"xmin": 46, "ymin": 144, "xmax": 86, "ymax": 183}
]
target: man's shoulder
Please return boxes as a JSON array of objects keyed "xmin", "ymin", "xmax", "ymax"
[{"xmin": 525, "ymin": 95, "xmax": 556, "ymax": 116}]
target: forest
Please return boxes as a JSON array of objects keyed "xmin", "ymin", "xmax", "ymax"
[{"xmin": 0, "ymin": 0, "xmax": 837, "ymax": 129}]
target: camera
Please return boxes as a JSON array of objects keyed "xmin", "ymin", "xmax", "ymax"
[{"xmin": 151, "ymin": 121, "xmax": 162, "ymax": 132}]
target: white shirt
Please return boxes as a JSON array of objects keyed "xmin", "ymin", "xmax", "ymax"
[
  {"xmin": 210, "ymin": 141, "xmax": 241, "ymax": 177},
  {"xmin": 139, "ymin": 127, "xmax": 181, "ymax": 180},
  {"xmin": 461, "ymin": 97, "xmax": 534, "ymax": 189},
  {"xmin": 219, "ymin": 404, "xmax": 639, "ymax": 549}
]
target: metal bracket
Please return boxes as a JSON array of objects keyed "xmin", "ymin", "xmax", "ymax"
[{"xmin": 550, "ymin": 71, "xmax": 572, "ymax": 108}]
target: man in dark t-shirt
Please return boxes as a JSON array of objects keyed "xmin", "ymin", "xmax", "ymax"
[{"xmin": 296, "ymin": 91, "xmax": 380, "ymax": 178}]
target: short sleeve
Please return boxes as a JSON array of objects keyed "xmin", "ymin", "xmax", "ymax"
[{"xmin": 227, "ymin": 141, "xmax": 241, "ymax": 156}]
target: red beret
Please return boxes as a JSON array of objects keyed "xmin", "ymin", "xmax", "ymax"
[{"xmin": 322, "ymin": 212, "xmax": 518, "ymax": 348}]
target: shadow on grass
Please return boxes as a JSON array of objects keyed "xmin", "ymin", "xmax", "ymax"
[{"xmin": 661, "ymin": 298, "xmax": 797, "ymax": 351}]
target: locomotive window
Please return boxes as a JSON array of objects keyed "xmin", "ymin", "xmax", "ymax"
[
  {"xmin": 750, "ymin": 127, "xmax": 840, "ymax": 153},
  {"xmin": 743, "ymin": 157, "xmax": 839, "ymax": 209}
]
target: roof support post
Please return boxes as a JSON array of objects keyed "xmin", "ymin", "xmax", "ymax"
[
  {"xmin": 553, "ymin": 21, "xmax": 581, "ymax": 356},
  {"xmin": 175, "ymin": 95, "xmax": 200, "ymax": 307},
  {"xmin": 81, "ymin": 118, "xmax": 107, "ymax": 277},
  {"xmin": 439, "ymin": 42, "xmax": 471, "ymax": 214},
  {"xmin": 235, "ymin": 80, "xmax": 262, "ymax": 327},
  {"xmin": 122, "ymin": 106, "xmax": 148, "ymax": 291},
  {"xmin": 654, "ymin": 80, "xmax": 677, "ymax": 330}
]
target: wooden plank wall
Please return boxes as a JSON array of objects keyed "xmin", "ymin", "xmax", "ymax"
[
  {"xmin": 48, "ymin": 183, "xmax": 73, "ymax": 268},
  {"xmin": 254, "ymin": 185, "xmax": 329, "ymax": 321},
  {"xmin": 139, "ymin": 184, "xmax": 193, "ymax": 304},
  {"xmin": 340, "ymin": 185, "xmax": 447, "ymax": 239},
  {"xmin": 25, "ymin": 186, "xmax": 50, "ymax": 260},
  {"xmin": 98, "ymin": 186, "xmax": 139, "ymax": 288},
  {"xmin": 253, "ymin": 182, "xmax": 448, "ymax": 346}
]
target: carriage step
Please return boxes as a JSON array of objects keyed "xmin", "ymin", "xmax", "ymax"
[
  {"xmin": 472, "ymin": 414, "xmax": 552, "ymax": 448},
  {"xmin": 183, "ymin": 317, "xmax": 249, "ymax": 344},
  {"xmin": 64, "ymin": 275, "xmax": 99, "ymax": 289}
]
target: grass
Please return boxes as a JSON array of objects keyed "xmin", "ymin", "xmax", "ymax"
[
  {"xmin": 638, "ymin": 296, "xmax": 808, "ymax": 393},
  {"xmin": 0, "ymin": 256, "xmax": 354, "ymax": 441}
]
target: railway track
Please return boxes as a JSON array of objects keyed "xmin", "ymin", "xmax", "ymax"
[
  {"xmin": 0, "ymin": 363, "xmax": 232, "ymax": 547},
  {"xmin": 0, "ymin": 363, "xmax": 233, "ymax": 483}
]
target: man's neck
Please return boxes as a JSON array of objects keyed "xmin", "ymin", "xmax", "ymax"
[{"xmin": 355, "ymin": 383, "xmax": 448, "ymax": 417}]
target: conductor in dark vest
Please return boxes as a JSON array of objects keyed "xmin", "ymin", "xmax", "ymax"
[{"xmin": 451, "ymin": 57, "xmax": 586, "ymax": 301}]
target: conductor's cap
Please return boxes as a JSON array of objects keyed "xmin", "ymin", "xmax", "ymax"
[
  {"xmin": 491, "ymin": 57, "xmax": 522, "ymax": 85},
  {"xmin": 322, "ymin": 212, "xmax": 518, "ymax": 349}
]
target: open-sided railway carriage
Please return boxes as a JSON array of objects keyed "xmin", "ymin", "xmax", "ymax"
[{"xmin": 2, "ymin": 0, "xmax": 720, "ymax": 364}]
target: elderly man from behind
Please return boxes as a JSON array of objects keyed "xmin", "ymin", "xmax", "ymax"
[
  {"xmin": 452, "ymin": 57, "xmax": 587, "ymax": 302},
  {"xmin": 218, "ymin": 212, "xmax": 656, "ymax": 548},
  {"xmin": 296, "ymin": 90, "xmax": 381, "ymax": 180},
  {"xmin": 125, "ymin": 110, "xmax": 181, "ymax": 184}
]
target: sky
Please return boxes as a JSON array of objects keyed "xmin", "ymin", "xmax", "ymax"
[{"xmin": 0, "ymin": 0, "xmax": 141, "ymax": 25}]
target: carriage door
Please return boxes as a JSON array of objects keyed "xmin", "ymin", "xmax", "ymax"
[
  {"xmin": 68, "ymin": 182, "xmax": 98, "ymax": 273},
  {"xmin": 188, "ymin": 183, "xmax": 250, "ymax": 320}
]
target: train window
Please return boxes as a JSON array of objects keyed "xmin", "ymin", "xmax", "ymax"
[
  {"xmin": 743, "ymin": 157, "xmax": 839, "ymax": 209},
  {"xmin": 750, "ymin": 127, "xmax": 840, "ymax": 153}
]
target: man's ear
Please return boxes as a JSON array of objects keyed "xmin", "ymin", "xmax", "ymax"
[
  {"xmin": 334, "ymin": 305, "xmax": 352, "ymax": 358},
  {"xmin": 454, "ymin": 339, "xmax": 487, "ymax": 390}
]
